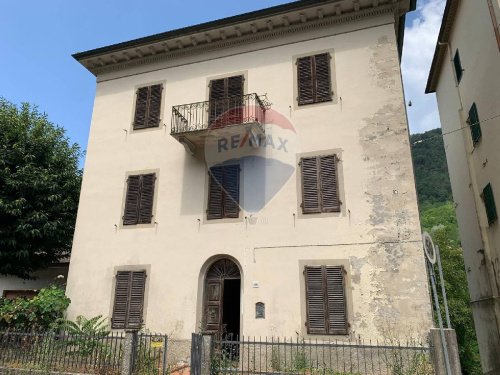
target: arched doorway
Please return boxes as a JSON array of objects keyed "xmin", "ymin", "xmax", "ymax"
[{"xmin": 203, "ymin": 258, "xmax": 241, "ymax": 339}]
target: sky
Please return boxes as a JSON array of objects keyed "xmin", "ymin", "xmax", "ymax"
[{"xmin": 0, "ymin": 0, "xmax": 445, "ymax": 161}]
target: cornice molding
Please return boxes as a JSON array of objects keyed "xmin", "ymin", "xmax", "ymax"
[{"xmin": 88, "ymin": 3, "xmax": 397, "ymax": 76}]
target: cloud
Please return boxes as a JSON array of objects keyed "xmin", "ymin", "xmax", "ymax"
[{"xmin": 401, "ymin": 0, "xmax": 446, "ymax": 134}]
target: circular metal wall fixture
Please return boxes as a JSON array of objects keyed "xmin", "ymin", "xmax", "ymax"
[{"xmin": 422, "ymin": 231, "xmax": 437, "ymax": 264}]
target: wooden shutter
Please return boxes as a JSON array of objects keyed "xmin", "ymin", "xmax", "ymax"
[
  {"xmin": 305, "ymin": 266, "xmax": 327, "ymax": 334},
  {"xmin": 138, "ymin": 173, "xmax": 155, "ymax": 224},
  {"xmin": 301, "ymin": 157, "xmax": 321, "ymax": 214},
  {"xmin": 123, "ymin": 175, "xmax": 141, "ymax": 225},
  {"xmin": 297, "ymin": 56, "xmax": 314, "ymax": 105},
  {"xmin": 469, "ymin": 103, "xmax": 482, "ymax": 144},
  {"xmin": 222, "ymin": 165, "xmax": 240, "ymax": 218},
  {"xmin": 314, "ymin": 53, "xmax": 332, "ymax": 102},
  {"xmin": 147, "ymin": 84, "xmax": 163, "ymax": 128},
  {"xmin": 207, "ymin": 167, "xmax": 224, "ymax": 220},
  {"xmin": 305, "ymin": 266, "xmax": 348, "ymax": 335},
  {"xmin": 133, "ymin": 87, "xmax": 149, "ymax": 130},
  {"xmin": 209, "ymin": 79, "xmax": 226, "ymax": 126},
  {"xmin": 204, "ymin": 279, "xmax": 223, "ymax": 335},
  {"xmin": 112, "ymin": 271, "xmax": 132, "ymax": 329},
  {"xmin": 319, "ymin": 155, "xmax": 340, "ymax": 212},
  {"xmin": 483, "ymin": 183, "xmax": 498, "ymax": 225},
  {"xmin": 326, "ymin": 266, "xmax": 348, "ymax": 335},
  {"xmin": 127, "ymin": 271, "xmax": 147, "ymax": 329},
  {"xmin": 453, "ymin": 50, "xmax": 463, "ymax": 83},
  {"xmin": 227, "ymin": 75, "xmax": 244, "ymax": 124}
]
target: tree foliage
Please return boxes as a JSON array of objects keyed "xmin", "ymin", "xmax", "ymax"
[{"xmin": 0, "ymin": 98, "xmax": 82, "ymax": 278}]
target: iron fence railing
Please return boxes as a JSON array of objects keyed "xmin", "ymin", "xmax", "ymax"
[
  {"xmin": 211, "ymin": 336, "xmax": 434, "ymax": 375},
  {"xmin": 171, "ymin": 93, "xmax": 269, "ymax": 134},
  {"xmin": 0, "ymin": 331, "xmax": 169, "ymax": 375}
]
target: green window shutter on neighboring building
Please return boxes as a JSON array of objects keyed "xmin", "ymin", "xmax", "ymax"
[
  {"xmin": 483, "ymin": 183, "xmax": 498, "ymax": 225},
  {"xmin": 468, "ymin": 102, "xmax": 482, "ymax": 145}
]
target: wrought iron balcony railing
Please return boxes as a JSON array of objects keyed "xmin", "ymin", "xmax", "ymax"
[{"xmin": 171, "ymin": 93, "xmax": 270, "ymax": 135}]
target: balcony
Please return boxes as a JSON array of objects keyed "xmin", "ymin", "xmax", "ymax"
[{"xmin": 171, "ymin": 93, "xmax": 270, "ymax": 154}]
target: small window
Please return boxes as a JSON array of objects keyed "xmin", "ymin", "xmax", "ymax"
[
  {"xmin": 111, "ymin": 270, "xmax": 147, "ymax": 330},
  {"xmin": 123, "ymin": 173, "xmax": 156, "ymax": 225},
  {"xmin": 453, "ymin": 50, "xmax": 463, "ymax": 83},
  {"xmin": 300, "ymin": 154, "xmax": 340, "ymax": 214},
  {"xmin": 482, "ymin": 183, "xmax": 498, "ymax": 225},
  {"xmin": 468, "ymin": 103, "xmax": 482, "ymax": 145},
  {"xmin": 133, "ymin": 84, "xmax": 163, "ymax": 130},
  {"xmin": 255, "ymin": 302, "xmax": 265, "ymax": 319},
  {"xmin": 304, "ymin": 266, "xmax": 347, "ymax": 335},
  {"xmin": 297, "ymin": 53, "xmax": 333, "ymax": 105},
  {"xmin": 207, "ymin": 165, "xmax": 240, "ymax": 220}
]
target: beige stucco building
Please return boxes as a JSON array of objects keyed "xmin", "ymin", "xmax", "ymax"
[
  {"xmin": 426, "ymin": 0, "xmax": 500, "ymax": 373},
  {"xmin": 67, "ymin": 0, "xmax": 431, "ymax": 343}
]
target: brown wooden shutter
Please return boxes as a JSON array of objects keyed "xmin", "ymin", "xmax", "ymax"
[
  {"xmin": 305, "ymin": 266, "xmax": 327, "ymax": 334},
  {"xmin": 297, "ymin": 56, "xmax": 314, "ymax": 105},
  {"xmin": 326, "ymin": 266, "xmax": 347, "ymax": 335},
  {"xmin": 146, "ymin": 84, "xmax": 162, "ymax": 128},
  {"xmin": 123, "ymin": 175, "xmax": 141, "ymax": 225},
  {"xmin": 127, "ymin": 271, "xmax": 146, "ymax": 329},
  {"xmin": 207, "ymin": 167, "xmax": 224, "ymax": 220},
  {"xmin": 138, "ymin": 173, "xmax": 155, "ymax": 224},
  {"xmin": 319, "ymin": 155, "xmax": 340, "ymax": 212},
  {"xmin": 111, "ymin": 271, "xmax": 132, "ymax": 329},
  {"xmin": 222, "ymin": 165, "xmax": 240, "ymax": 218},
  {"xmin": 227, "ymin": 76, "xmax": 244, "ymax": 124},
  {"xmin": 209, "ymin": 79, "xmax": 226, "ymax": 126},
  {"xmin": 301, "ymin": 157, "xmax": 321, "ymax": 214},
  {"xmin": 133, "ymin": 87, "xmax": 149, "ymax": 129},
  {"xmin": 314, "ymin": 53, "xmax": 332, "ymax": 102}
]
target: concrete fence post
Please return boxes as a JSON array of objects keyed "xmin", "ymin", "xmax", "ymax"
[
  {"xmin": 430, "ymin": 328, "xmax": 462, "ymax": 375},
  {"xmin": 122, "ymin": 330, "xmax": 138, "ymax": 375},
  {"xmin": 201, "ymin": 334, "xmax": 213, "ymax": 375}
]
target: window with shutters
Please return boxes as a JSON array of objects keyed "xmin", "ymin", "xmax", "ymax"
[
  {"xmin": 133, "ymin": 84, "xmax": 163, "ymax": 130},
  {"xmin": 123, "ymin": 173, "xmax": 156, "ymax": 225},
  {"xmin": 207, "ymin": 165, "xmax": 240, "ymax": 220},
  {"xmin": 453, "ymin": 50, "xmax": 463, "ymax": 83},
  {"xmin": 111, "ymin": 270, "xmax": 147, "ymax": 330},
  {"xmin": 208, "ymin": 75, "xmax": 244, "ymax": 127},
  {"xmin": 468, "ymin": 102, "xmax": 482, "ymax": 145},
  {"xmin": 300, "ymin": 154, "xmax": 340, "ymax": 214},
  {"xmin": 482, "ymin": 183, "xmax": 498, "ymax": 225},
  {"xmin": 304, "ymin": 265, "xmax": 348, "ymax": 335},
  {"xmin": 297, "ymin": 53, "xmax": 333, "ymax": 106}
]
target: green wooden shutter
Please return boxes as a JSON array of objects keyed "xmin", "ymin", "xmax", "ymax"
[
  {"xmin": 305, "ymin": 266, "xmax": 327, "ymax": 334},
  {"xmin": 297, "ymin": 56, "xmax": 314, "ymax": 105},
  {"xmin": 207, "ymin": 167, "xmax": 224, "ymax": 220},
  {"xmin": 469, "ymin": 103, "xmax": 482, "ymax": 145},
  {"xmin": 301, "ymin": 157, "xmax": 321, "ymax": 214},
  {"xmin": 127, "ymin": 271, "xmax": 147, "ymax": 329},
  {"xmin": 222, "ymin": 165, "xmax": 240, "ymax": 218},
  {"xmin": 133, "ymin": 87, "xmax": 149, "ymax": 130},
  {"xmin": 111, "ymin": 271, "xmax": 132, "ymax": 329},
  {"xmin": 314, "ymin": 53, "xmax": 332, "ymax": 103},
  {"xmin": 319, "ymin": 155, "xmax": 340, "ymax": 212},
  {"xmin": 146, "ymin": 84, "xmax": 163, "ymax": 128},
  {"xmin": 453, "ymin": 50, "xmax": 463, "ymax": 83},
  {"xmin": 483, "ymin": 183, "xmax": 498, "ymax": 225},
  {"xmin": 138, "ymin": 173, "xmax": 156, "ymax": 224},
  {"xmin": 326, "ymin": 266, "xmax": 348, "ymax": 335},
  {"xmin": 123, "ymin": 175, "xmax": 141, "ymax": 225}
]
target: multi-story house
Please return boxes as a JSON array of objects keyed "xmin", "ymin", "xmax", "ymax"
[
  {"xmin": 67, "ymin": 0, "xmax": 431, "ymax": 343},
  {"xmin": 425, "ymin": 0, "xmax": 500, "ymax": 373}
]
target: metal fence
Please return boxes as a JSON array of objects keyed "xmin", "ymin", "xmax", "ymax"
[
  {"xmin": 0, "ymin": 331, "xmax": 169, "ymax": 375},
  {"xmin": 211, "ymin": 336, "xmax": 434, "ymax": 375}
]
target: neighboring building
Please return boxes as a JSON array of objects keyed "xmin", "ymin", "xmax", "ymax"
[
  {"xmin": 0, "ymin": 262, "xmax": 69, "ymax": 299},
  {"xmin": 67, "ymin": 0, "xmax": 431, "ymax": 342},
  {"xmin": 425, "ymin": 0, "xmax": 500, "ymax": 373}
]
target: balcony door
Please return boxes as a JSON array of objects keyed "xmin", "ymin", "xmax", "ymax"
[{"xmin": 209, "ymin": 75, "xmax": 244, "ymax": 128}]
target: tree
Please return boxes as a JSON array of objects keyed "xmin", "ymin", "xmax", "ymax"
[{"xmin": 0, "ymin": 98, "xmax": 82, "ymax": 278}]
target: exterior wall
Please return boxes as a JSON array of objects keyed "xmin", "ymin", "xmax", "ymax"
[
  {"xmin": 0, "ymin": 265, "xmax": 69, "ymax": 297},
  {"xmin": 433, "ymin": 1, "xmax": 500, "ymax": 373},
  {"xmin": 66, "ymin": 15, "xmax": 431, "ymax": 341}
]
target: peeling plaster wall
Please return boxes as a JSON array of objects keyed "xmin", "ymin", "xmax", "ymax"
[{"xmin": 66, "ymin": 16, "xmax": 432, "ymax": 341}]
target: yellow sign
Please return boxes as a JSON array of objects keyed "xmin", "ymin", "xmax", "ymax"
[{"xmin": 151, "ymin": 341, "xmax": 163, "ymax": 348}]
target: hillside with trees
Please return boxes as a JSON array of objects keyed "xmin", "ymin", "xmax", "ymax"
[{"xmin": 410, "ymin": 128, "xmax": 481, "ymax": 374}]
